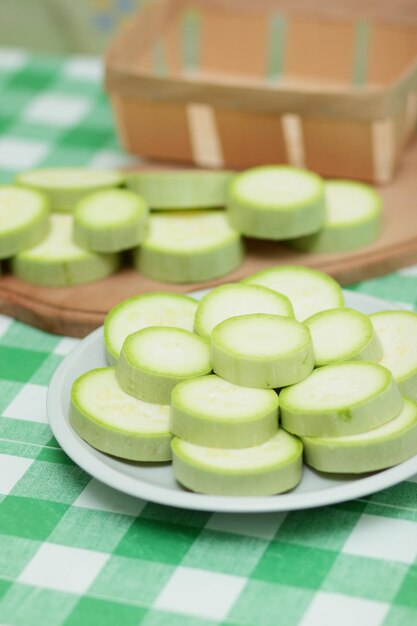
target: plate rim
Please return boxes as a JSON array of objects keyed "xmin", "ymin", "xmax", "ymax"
[{"xmin": 47, "ymin": 290, "xmax": 417, "ymax": 513}]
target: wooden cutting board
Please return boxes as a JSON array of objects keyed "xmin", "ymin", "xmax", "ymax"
[{"xmin": 1, "ymin": 140, "xmax": 417, "ymax": 338}]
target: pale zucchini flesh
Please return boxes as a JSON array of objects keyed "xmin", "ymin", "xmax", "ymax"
[
  {"xmin": 303, "ymin": 397, "xmax": 417, "ymax": 473},
  {"xmin": 280, "ymin": 361, "xmax": 403, "ymax": 437},
  {"xmin": 73, "ymin": 189, "xmax": 148, "ymax": 252},
  {"xmin": 104, "ymin": 292, "xmax": 198, "ymax": 365},
  {"xmin": 194, "ymin": 283, "xmax": 294, "ymax": 339},
  {"xmin": 116, "ymin": 326, "xmax": 211, "ymax": 404},
  {"xmin": 244, "ymin": 265, "xmax": 344, "ymax": 321},
  {"xmin": 211, "ymin": 313, "xmax": 314, "ymax": 388},
  {"xmin": 305, "ymin": 307, "xmax": 383, "ymax": 366},
  {"xmin": 70, "ymin": 368, "xmax": 172, "ymax": 461},
  {"xmin": 0, "ymin": 186, "xmax": 50, "ymax": 259},
  {"xmin": 16, "ymin": 168, "xmax": 124, "ymax": 212},
  {"xmin": 126, "ymin": 170, "xmax": 233, "ymax": 209},
  {"xmin": 170, "ymin": 374, "xmax": 279, "ymax": 448},
  {"xmin": 11, "ymin": 214, "xmax": 119, "ymax": 287},
  {"xmin": 227, "ymin": 165, "xmax": 325, "ymax": 240},
  {"xmin": 172, "ymin": 430, "xmax": 303, "ymax": 496},
  {"xmin": 292, "ymin": 180, "xmax": 382, "ymax": 253},
  {"xmin": 134, "ymin": 210, "xmax": 244, "ymax": 283}
]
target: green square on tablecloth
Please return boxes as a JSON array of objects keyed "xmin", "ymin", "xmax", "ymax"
[
  {"xmin": 366, "ymin": 482, "xmax": 417, "ymax": 516},
  {"xmin": 0, "ymin": 496, "xmax": 68, "ymax": 539},
  {"xmin": 35, "ymin": 447, "xmax": 74, "ymax": 464},
  {"xmin": 0, "ymin": 439, "xmax": 43, "ymax": 459},
  {"xmin": 0, "ymin": 417, "xmax": 51, "ymax": 446},
  {"xmin": 383, "ymin": 605, "xmax": 417, "ymax": 626},
  {"xmin": 60, "ymin": 125, "xmax": 114, "ymax": 150},
  {"xmin": 227, "ymin": 579, "xmax": 313, "ymax": 626},
  {"xmin": 0, "ymin": 88, "xmax": 37, "ymax": 118},
  {"xmin": 6, "ymin": 121, "xmax": 64, "ymax": 143},
  {"xmin": 11, "ymin": 460, "xmax": 90, "ymax": 503},
  {"xmin": 0, "ymin": 579, "xmax": 11, "ymax": 602},
  {"xmin": 0, "ymin": 583, "xmax": 78, "ymax": 626},
  {"xmin": 140, "ymin": 502, "xmax": 210, "ymax": 528},
  {"xmin": 115, "ymin": 517, "xmax": 202, "ymax": 565},
  {"xmin": 39, "ymin": 144, "xmax": 101, "ymax": 167},
  {"xmin": 63, "ymin": 597, "xmax": 146, "ymax": 626},
  {"xmin": 394, "ymin": 565, "xmax": 417, "ymax": 608},
  {"xmin": 322, "ymin": 553, "xmax": 408, "ymax": 602},
  {"xmin": 7, "ymin": 60, "xmax": 60, "ymax": 91},
  {"xmin": 1, "ymin": 320, "xmax": 60, "ymax": 353},
  {"xmin": 30, "ymin": 353, "xmax": 64, "ymax": 385},
  {"xmin": 182, "ymin": 529, "xmax": 268, "ymax": 576},
  {"xmin": 90, "ymin": 555, "xmax": 175, "ymax": 605},
  {"xmin": 0, "ymin": 346, "xmax": 48, "ymax": 382},
  {"xmin": 252, "ymin": 541, "xmax": 337, "ymax": 588},
  {"xmin": 0, "ymin": 535, "xmax": 41, "ymax": 578}
]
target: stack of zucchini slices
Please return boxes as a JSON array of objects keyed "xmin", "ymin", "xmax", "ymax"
[{"xmin": 70, "ymin": 265, "xmax": 417, "ymax": 496}]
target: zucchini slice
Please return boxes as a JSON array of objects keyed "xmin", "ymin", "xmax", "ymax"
[
  {"xmin": 104, "ymin": 292, "xmax": 198, "ymax": 365},
  {"xmin": 211, "ymin": 313, "xmax": 314, "ymax": 388},
  {"xmin": 116, "ymin": 326, "xmax": 211, "ymax": 404},
  {"xmin": 16, "ymin": 168, "xmax": 124, "ymax": 212},
  {"xmin": 244, "ymin": 265, "xmax": 344, "ymax": 321},
  {"xmin": 371, "ymin": 311, "xmax": 417, "ymax": 401},
  {"xmin": 280, "ymin": 361, "xmax": 403, "ymax": 437},
  {"xmin": 303, "ymin": 397, "xmax": 417, "ymax": 473},
  {"xmin": 11, "ymin": 214, "xmax": 119, "ymax": 287},
  {"xmin": 292, "ymin": 180, "xmax": 382, "ymax": 253},
  {"xmin": 0, "ymin": 185, "xmax": 49, "ymax": 258},
  {"xmin": 134, "ymin": 210, "xmax": 244, "ymax": 283},
  {"xmin": 305, "ymin": 307, "xmax": 383, "ymax": 366},
  {"xmin": 126, "ymin": 170, "xmax": 233, "ymax": 209},
  {"xmin": 170, "ymin": 374, "xmax": 279, "ymax": 448},
  {"xmin": 172, "ymin": 430, "xmax": 303, "ymax": 496},
  {"xmin": 194, "ymin": 283, "xmax": 294, "ymax": 339},
  {"xmin": 70, "ymin": 367, "xmax": 172, "ymax": 462},
  {"xmin": 74, "ymin": 189, "xmax": 148, "ymax": 252},
  {"xmin": 227, "ymin": 165, "xmax": 325, "ymax": 240}
]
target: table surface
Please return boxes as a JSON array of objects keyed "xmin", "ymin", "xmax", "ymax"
[{"xmin": 0, "ymin": 48, "xmax": 416, "ymax": 626}]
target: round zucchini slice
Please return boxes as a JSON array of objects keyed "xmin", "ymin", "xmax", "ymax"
[
  {"xmin": 292, "ymin": 180, "xmax": 382, "ymax": 253},
  {"xmin": 244, "ymin": 265, "xmax": 344, "ymax": 321},
  {"xmin": 227, "ymin": 165, "xmax": 325, "ymax": 240},
  {"xmin": 305, "ymin": 307, "xmax": 383, "ymax": 366},
  {"xmin": 170, "ymin": 374, "xmax": 279, "ymax": 448},
  {"xmin": 211, "ymin": 313, "xmax": 314, "ymax": 388},
  {"xmin": 74, "ymin": 188, "xmax": 148, "ymax": 252},
  {"xmin": 303, "ymin": 397, "xmax": 417, "ymax": 473},
  {"xmin": 280, "ymin": 361, "xmax": 403, "ymax": 437},
  {"xmin": 0, "ymin": 185, "xmax": 49, "ymax": 259},
  {"xmin": 11, "ymin": 214, "xmax": 119, "ymax": 287},
  {"xmin": 70, "ymin": 367, "xmax": 172, "ymax": 461},
  {"xmin": 116, "ymin": 326, "xmax": 211, "ymax": 404},
  {"xmin": 172, "ymin": 430, "xmax": 303, "ymax": 496},
  {"xmin": 16, "ymin": 168, "xmax": 124, "ymax": 212},
  {"xmin": 194, "ymin": 283, "xmax": 294, "ymax": 339},
  {"xmin": 104, "ymin": 292, "xmax": 198, "ymax": 365},
  {"xmin": 134, "ymin": 210, "xmax": 244, "ymax": 283}
]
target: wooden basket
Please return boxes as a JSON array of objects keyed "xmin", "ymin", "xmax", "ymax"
[{"xmin": 105, "ymin": 0, "xmax": 417, "ymax": 183}]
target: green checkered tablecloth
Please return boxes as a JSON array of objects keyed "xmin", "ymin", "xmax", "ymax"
[{"xmin": 0, "ymin": 48, "xmax": 417, "ymax": 626}]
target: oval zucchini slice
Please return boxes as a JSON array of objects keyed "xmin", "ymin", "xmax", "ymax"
[
  {"xmin": 16, "ymin": 168, "xmax": 124, "ymax": 212},
  {"xmin": 74, "ymin": 189, "xmax": 148, "ymax": 252},
  {"xmin": 104, "ymin": 292, "xmax": 198, "ymax": 365},
  {"xmin": 194, "ymin": 283, "xmax": 294, "ymax": 339},
  {"xmin": 116, "ymin": 326, "xmax": 211, "ymax": 404},
  {"xmin": 227, "ymin": 165, "xmax": 325, "ymax": 240},
  {"xmin": 11, "ymin": 214, "xmax": 119, "ymax": 287},
  {"xmin": 244, "ymin": 265, "xmax": 344, "ymax": 321},
  {"xmin": 371, "ymin": 311, "xmax": 417, "ymax": 401},
  {"xmin": 172, "ymin": 430, "xmax": 303, "ymax": 496},
  {"xmin": 170, "ymin": 374, "xmax": 279, "ymax": 448},
  {"xmin": 305, "ymin": 307, "xmax": 383, "ymax": 366},
  {"xmin": 126, "ymin": 170, "xmax": 233, "ymax": 209},
  {"xmin": 292, "ymin": 180, "xmax": 382, "ymax": 253},
  {"xmin": 70, "ymin": 367, "xmax": 172, "ymax": 461},
  {"xmin": 280, "ymin": 361, "xmax": 403, "ymax": 437},
  {"xmin": 211, "ymin": 313, "xmax": 314, "ymax": 388},
  {"xmin": 303, "ymin": 397, "xmax": 417, "ymax": 473},
  {"xmin": 0, "ymin": 185, "xmax": 49, "ymax": 259},
  {"xmin": 134, "ymin": 210, "xmax": 244, "ymax": 283}
]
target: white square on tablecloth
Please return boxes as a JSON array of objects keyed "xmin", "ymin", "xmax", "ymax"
[
  {"xmin": 18, "ymin": 543, "xmax": 109, "ymax": 593},
  {"xmin": 53, "ymin": 337, "xmax": 80, "ymax": 356},
  {"xmin": 299, "ymin": 591, "xmax": 388, "ymax": 626},
  {"xmin": 73, "ymin": 478, "xmax": 146, "ymax": 517},
  {"xmin": 89, "ymin": 149, "xmax": 142, "ymax": 169},
  {"xmin": 0, "ymin": 49, "xmax": 27, "ymax": 71},
  {"xmin": 63, "ymin": 57, "xmax": 103, "ymax": 82},
  {"xmin": 23, "ymin": 93, "xmax": 91, "ymax": 127},
  {"xmin": 3, "ymin": 384, "xmax": 48, "ymax": 423},
  {"xmin": 206, "ymin": 511, "xmax": 287, "ymax": 540},
  {"xmin": 0, "ymin": 454, "xmax": 33, "ymax": 495},
  {"xmin": 342, "ymin": 513, "xmax": 417, "ymax": 565},
  {"xmin": 0, "ymin": 137, "xmax": 48, "ymax": 170},
  {"xmin": 154, "ymin": 566, "xmax": 246, "ymax": 620},
  {"xmin": 0, "ymin": 314, "xmax": 13, "ymax": 339}
]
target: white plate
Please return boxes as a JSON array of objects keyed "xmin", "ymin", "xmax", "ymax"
[{"xmin": 47, "ymin": 290, "xmax": 417, "ymax": 513}]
